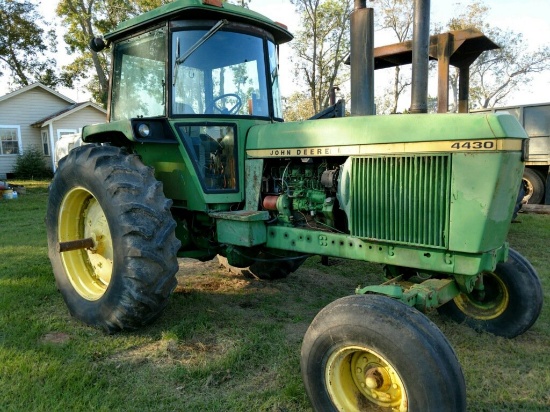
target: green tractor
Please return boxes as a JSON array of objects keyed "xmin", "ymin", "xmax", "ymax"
[{"xmin": 46, "ymin": 0, "xmax": 543, "ymax": 410}]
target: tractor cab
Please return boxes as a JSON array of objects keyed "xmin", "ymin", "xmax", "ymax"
[
  {"xmin": 86, "ymin": 0, "xmax": 292, "ymax": 200},
  {"xmin": 102, "ymin": 0, "xmax": 292, "ymax": 124}
]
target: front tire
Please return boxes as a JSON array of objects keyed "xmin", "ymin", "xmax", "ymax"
[
  {"xmin": 46, "ymin": 145, "xmax": 180, "ymax": 332},
  {"xmin": 438, "ymin": 248, "xmax": 543, "ymax": 338},
  {"xmin": 301, "ymin": 294, "xmax": 466, "ymax": 411}
]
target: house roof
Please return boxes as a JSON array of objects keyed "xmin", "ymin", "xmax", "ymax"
[
  {"xmin": 31, "ymin": 101, "xmax": 107, "ymax": 128},
  {"xmin": 0, "ymin": 82, "xmax": 75, "ymax": 105}
]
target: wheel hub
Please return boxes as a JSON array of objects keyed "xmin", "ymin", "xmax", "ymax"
[
  {"xmin": 58, "ymin": 187, "xmax": 113, "ymax": 301},
  {"xmin": 326, "ymin": 346, "xmax": 407, "ymax": 411},
  {"xmin": 454, "ymin": 272, "xmax": 509, "ymax": 320},
  {"xmin": 365, "ymin": 366, "xmax": 392, "ymax": 391}
]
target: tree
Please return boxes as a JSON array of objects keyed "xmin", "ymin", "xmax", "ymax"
[
  {"xmin": 373, "ymin": 0, "xmax": 414, "ymax": 114},
  {"xmin": 447, "ymin": 1, "xmax": 550, "ymax": 109},
  {"xmin": 0, "ymin": 0, "xmax": 60, "ymax": 88},
  {"xmin": 289, "ymin": 0, "xmax": 353, "ymax": 114},
  {"xmin": 283, "ymin": 91, "xmax": 314, "ymax": 121},
  {"xmin": 56, "ymin": 0, "xmax": 170, "ymax": 105}
]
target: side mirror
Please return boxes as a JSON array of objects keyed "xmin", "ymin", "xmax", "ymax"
[{"xmin": 89, "ymin": 37, "xmax": 106, "ymax": 52}]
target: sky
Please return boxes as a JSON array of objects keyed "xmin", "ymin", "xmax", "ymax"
[
  {"xmin": 253, "ymin": 0, "xmax": 550, "ymax": 109},
  {"xmin": 0, "ymin": 0, "xmax": 548, "ymax": 108}
]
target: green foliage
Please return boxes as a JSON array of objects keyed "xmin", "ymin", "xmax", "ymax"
[
  {"xmin": 371, "ymin": 0, "xmax": 550, "ymax": 112},
  {"xmin": 13, "ymin": 146, "xmax": 53, "ymax": 179},
  {"xmin": 447, "ymin": 1, "xmax": 550, "ymax": 109},
  {"xmin": 290, "ymin": 0, "xmax": 352, "ymax": 113},
  {"xmin": 283, "ymin": 91, "xmax": 314, "ymax": 120},
  {"xmin": 0, "ymin": 0, "xmax": 62, "ymax": 88},
  {"xmin": 56, "ymin": 0, "xmax": 171, "ymax": 106}
]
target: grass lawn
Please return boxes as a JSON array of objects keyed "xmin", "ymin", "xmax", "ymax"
[{"xmin": 1, "ymin": 180, "xmax": 548, "ymax": 411}]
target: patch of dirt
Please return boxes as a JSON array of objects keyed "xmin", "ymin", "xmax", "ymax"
[
  {"xmin": 108, "ymin": 334, "xmax": 235, "ymax": 367},
  {"xmin": 113, "ymin": 256, "xmax": 382, "ymax": 378},
  {"xmin": 176, "ymin": 257, "xmax": 224, "ymax": 277},
  {"xmin": 174, "ymin": 257, "xmax": 287, "ymax": 296},
  {"xmin": 174, "ymin": 257, "xmax": 249, "ymax": 294},
  {"xmin": 41, "ymin": 332, "xmax": 71, "ymax": 345}
]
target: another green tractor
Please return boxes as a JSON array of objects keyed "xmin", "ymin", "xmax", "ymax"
[{"xmin": 46, "ymin": 0, "xmax": 543, "ymax": 410}]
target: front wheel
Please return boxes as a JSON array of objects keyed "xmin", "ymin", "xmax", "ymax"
[
  {"xmin": 301, "ymin": 294, "xmax": 466, "ymax": 411},
  {"xmin": 438, "ymin": 248, "xmax": 543, "ymax": 338},
  {"xmin": 46, "ymin": 145, "xmax": 181, "ymax": 332}
]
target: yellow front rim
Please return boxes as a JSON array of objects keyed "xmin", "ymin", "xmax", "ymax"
[
  {"xmin": 326, "ymin": 345, "xmax": 408, "ymax": 412},
  {"xmin": 58, "ymin": 187, "xmax": 113, "ymax": 301},
  {"xmin": 454, "ymin": 272, "xmax": 509, "ymax": 320}
]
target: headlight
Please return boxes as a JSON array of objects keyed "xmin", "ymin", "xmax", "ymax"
[{"xmin": 137, "ymin": 123, "xmax": 150, "ymax": 138}]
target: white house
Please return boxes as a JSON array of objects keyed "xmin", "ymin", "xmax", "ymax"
[{"xmin": 0, "ymin": 83, "xmax": 107, "ymax": 178}]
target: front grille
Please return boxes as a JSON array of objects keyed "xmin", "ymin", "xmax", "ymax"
[{"xmin": 349, "ymin": 155, "xmax": 451, "ymax": 248}]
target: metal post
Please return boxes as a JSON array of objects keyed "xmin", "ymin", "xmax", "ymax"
[
  {"xmin": 350, "ymin": 0, "xmax": 375, "ymax": 116},
  {"xmin": 329, "ymin": 86, "xmax": 340, "ymax": 106},
  {"xmin": 410, "ymin": 0, "xmax": 430, "ymax": 114},
  {"xmin": 458, "ymin": 66, "xmax": 469, "ymax": 113},
  {"xmin": 437, "ymin": 33, "xmax": 451, "ymax": 113}
]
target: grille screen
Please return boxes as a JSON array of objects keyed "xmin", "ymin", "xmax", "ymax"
[{"xmin": 349, "ymin": 155, "xmax": 451, "ymax": 248}]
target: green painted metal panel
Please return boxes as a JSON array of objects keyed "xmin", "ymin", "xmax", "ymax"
[
  {"xmin": 135, "ymin": 119, "xmax": 270, "ymax": 208},
  {"xmin": 104, "ymin": 0, "xmax": 293, "ymax": 44},
  {"xmin": 345, "ymin": 154, "xmax": 451, "ymax": 248},
  {"xmin": 212, "ymin": 210, "xmax": 269, "ymax": 247},
  {"xmin": 82, "ymin": 119, "xmax": 134, "ymax": 143},
  {"xmin": 246, "ymin": 113, "xmax": 527, "ymax": 151},
  {"xmin": 449, "ymin": 152, "xmax": 524, "ymax": 253},
  {"xmin": 245, "ymin": 159, "xmax": 263, "ymax": 211},
  {"xmin": 264, "ymin": 225, "xmax": 507, "ymax": 276}
]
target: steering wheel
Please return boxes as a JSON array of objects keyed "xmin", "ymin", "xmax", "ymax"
[{"xmin": 207, "ymin": 93, "xmax": 242, "ymax": 115}]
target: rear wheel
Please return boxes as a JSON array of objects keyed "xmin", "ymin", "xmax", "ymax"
[
  {"xmin": 46, "ymin": 145, "xmax": 180, "ymax": 332},
  {"xmin": 301, "ymin": 294, "xmax": 466, "ymax": 411},
  {"xmin": 438, "ymin": 248, "xmax": 543, "ymax": 338},
  {"xmin": 522, "ymin": 168, "xmax": 545, "ymax": 204}
]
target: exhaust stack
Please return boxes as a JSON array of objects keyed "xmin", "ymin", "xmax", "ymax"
[
  {"xmin": 410, "ymin": 0, "xmax": 431, "ymax": 113},
  {"xmin": 350, "ymin": 0, "xmax": 375, "ymax": 116}
]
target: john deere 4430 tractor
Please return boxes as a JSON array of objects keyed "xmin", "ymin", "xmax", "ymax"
[{"xmin": 46, "ymin": 0, "xmax": 543, "ymax": 410}]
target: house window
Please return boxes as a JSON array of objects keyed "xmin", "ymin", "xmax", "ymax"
[
  {"xmin": 42, "ymin": 131, "xmax": 50, "ymax": 156},
  {"xmin": 57, "ymin": 129, "xmax": 78, "ymax": 141},
  {"xmin": 0, "ymin": 126, "xmax": 21, "ymax": 155}
]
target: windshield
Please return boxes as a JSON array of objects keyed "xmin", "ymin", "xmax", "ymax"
[
  {"xmin": 111, "ymin": 26, "xmax": 167, "ymax": 121},
  {"xmin": 172, "ymin": 28, "xmax": 280, "ymax": 119}
]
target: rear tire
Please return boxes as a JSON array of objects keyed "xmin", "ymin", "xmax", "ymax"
[
  {"xmin": 522, "ymin": 168, "xmax": 545, "ymax": 204},
  {"xmin": 46, "ymin": 145, "xmax": 180, "ymax": 332},
  {"xmin": 301, "ymin": 294, "xmax": 466, "ymax": 411},
  {"xmin": 438, "ymin": 248, "xmax": 543, "ymax": 338}
]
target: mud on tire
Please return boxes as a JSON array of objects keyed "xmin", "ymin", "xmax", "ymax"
[{"xmin": 46, "ymin": 145, "xmax": 181, "ymax": 333}]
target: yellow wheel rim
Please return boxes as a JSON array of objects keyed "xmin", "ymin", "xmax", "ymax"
[
  {"xmin": 326, "ymin": 345, "xmax": 408, "ymax": 412},
  {"xmin": 454, "ymin": 272, "xmax": 509, "ymax": 320},
  {"xmin": 522, "ymin": 177, "xmax": 533, "ymax": 202},
  {"xmin": 58, "ymin": 187, "xmax": 113, "ymax": 301}
]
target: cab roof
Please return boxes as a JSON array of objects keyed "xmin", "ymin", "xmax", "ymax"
[{"xmin": 105, "ymin": 0, "xmax": 293, "ymax": 44}]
